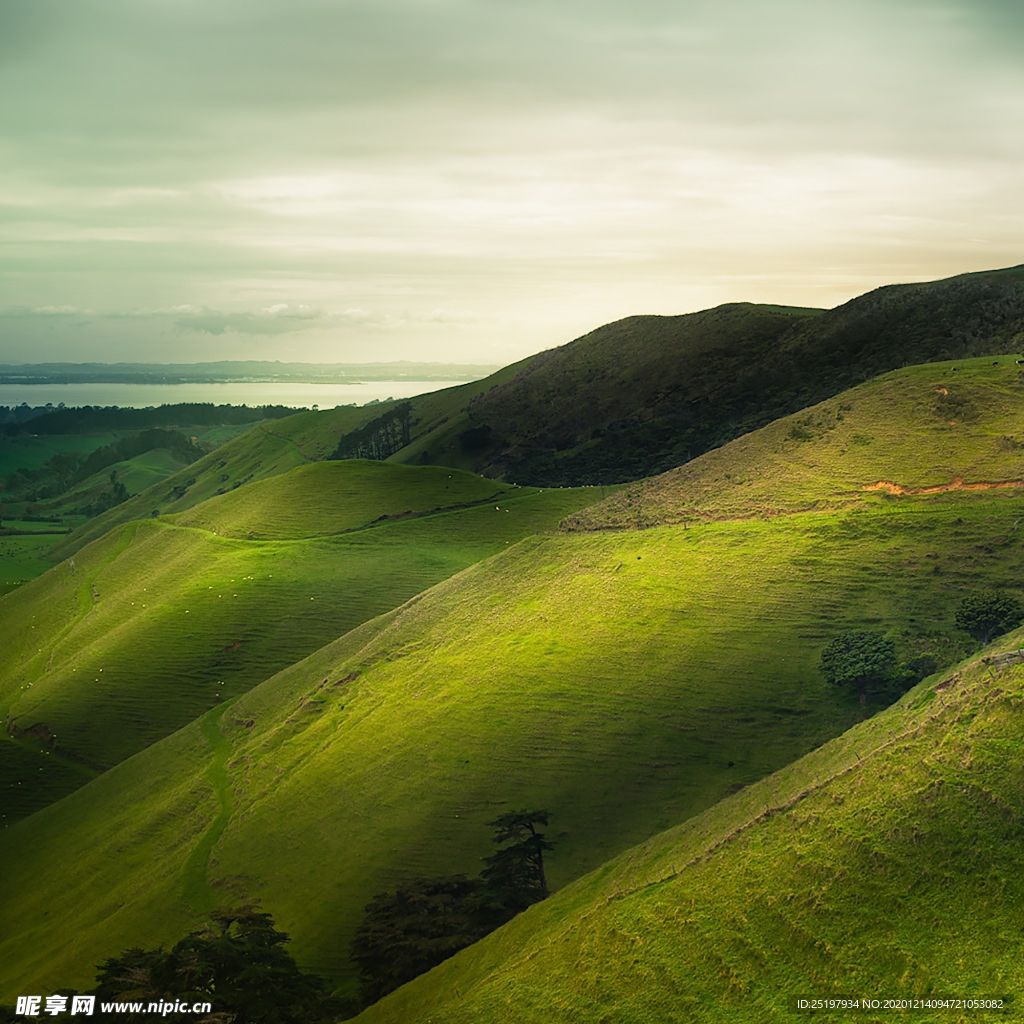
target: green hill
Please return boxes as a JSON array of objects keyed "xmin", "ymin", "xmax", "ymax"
[
  {"xmin": 0, "ymin": 461, "xmax": 604, "ymax": 820},
  {"xmin": 48, "ymin": 362, "xmax": 531, "ymax": 560},
  {"xmin": 354, "ymin": 632, "xmax": 1024, "ymax": 1023},
  {"xmin": 562, "ymin": 354, "xmax": 1024, "ymax": 530},
  {"xmin": 4, "ymin": 359, "xmax": 1024, "ymax": 1006},
  {"xmin": 51, "ymin": 266, "xmax": 1024, "ymax": 562},
  {"xmin": 468, "ymin": 266, "xmax": 1024, "ymax": 484}
]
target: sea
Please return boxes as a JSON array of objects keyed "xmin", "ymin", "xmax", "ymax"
[{"xmin": 0, "ymin": 380, "xmax": 468, "ymax": 410}]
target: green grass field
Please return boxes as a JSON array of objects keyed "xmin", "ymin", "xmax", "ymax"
[
  {"xmin": 4, "ymin": 357, "xmax": 1024, "ymax": 1011},
  {"xmin": 1, "ymin": 492, "xmax": 1021, "ymax": 1004},
  {"xmin": 0, "ymin": 535, "xmax": 64, "ymax": 597},
  {"xmin": 0, "ymin": 434, "xmax": 120, "ymax": 479},
  {"xmin": 564, "ymin": 355, "xmax": 1024, "ymax": 529},
  {"xmin": 0, "ymin": 461, "xmax": 605, "ymax": 819},
  {"xmin": 355, "ymin": 632, "xmax": 1024, "ymax": 1023}
]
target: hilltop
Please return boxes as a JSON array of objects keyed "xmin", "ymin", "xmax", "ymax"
[
  {"xmin": 468, "ymin": 265, "xmax": 1024, "ymax": 484},
  {"xmin": 354, "ymin": 632, "xmax": 1024, "ymax": 1023},
  {"xmin": 562, "ymin": 354, "xmax": 1024, "ymax": 530},
  {"xmin": 3, "ymin": 358, "xmax": 1024, "ymax": 1007}
]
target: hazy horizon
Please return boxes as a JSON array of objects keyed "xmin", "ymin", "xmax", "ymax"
[{"xmin": 2, "ymin": 0, "xmax": 1022, "ymax": 365}]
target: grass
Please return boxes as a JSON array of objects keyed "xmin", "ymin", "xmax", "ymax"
[
  {"xmin": 0, "ymin": 461, "xmax": 605, "ymax": 819},
  {"xmin": 49, "ymin": 365, "xmax": 533, "ymax": 560},
  {"xmin": 564, "ymin": 355, "xmax": 1024, "ymax": 529},
  {"xmin": 4, "ymin": 356, "xmax": 1024, "ymax": 1008},
  {"xmin": 0, "ymin": 535, "xmax": 63, "ymax": 596},
  {"xmin": 2, "ymin": 493, "xmax": 1022, "ymax": 1004},
  {"xmin": 0, "ymin": 433, "xmax": 120, "ymax": 478},
  {"xmin": 355, "ymin": 634, "xmax": 1024, "ymax": 1023}
]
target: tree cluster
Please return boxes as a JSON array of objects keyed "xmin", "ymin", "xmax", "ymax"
[
  {"xmin": 350, "ymin": 810, "xmax": 554, "ymax": 1007},
  {"xmin": 820, "ymin": 591, "xmax": 1024, "ymax": 704},
  {"xmin": 0, "ymin": 909, "xmax": 337, "ymax": 1024},
  {"xmin": 1, "ymin": 403, "xmax": 298, "ymax": 436},
  {"xmin": 331, "ymin": 402, "xmax": 413, "ymax": 461}
]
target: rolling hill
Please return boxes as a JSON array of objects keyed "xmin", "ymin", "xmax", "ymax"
[
  {"xmin": 49, "ymin": 265, "xmax": 1024, "ymax": 565},
  {"xmin": 468, "ymin": 265, "xmax": 1024, "ymax": 484},
  {"xmin": 354, "ymin": 631, "xmax": 1024, "ymax": 1023},
  {"xmin": 562, "ymin": 353, "xmax": 1024, "ymax": 530},
  {"xmin": 0, "ymin": 461, "xmax": 606, "ymax": 820},
  {"xmin": 2, "ymin": 357, "xmax": 1023, "ymax": 1010}
]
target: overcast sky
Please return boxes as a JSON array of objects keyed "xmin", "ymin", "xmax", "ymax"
[{"xmin": 1, "ymin": 0, "xmax": 1021, "ymax": 364}]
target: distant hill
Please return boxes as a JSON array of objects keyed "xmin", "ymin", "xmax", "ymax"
[
  {"xmin": 4, "ymin": 357, "xmax": 1024, "ymax": 1006},
  {"xmin": 467, "ymin": 265, "xmax": 1024, "ymax": 484}
]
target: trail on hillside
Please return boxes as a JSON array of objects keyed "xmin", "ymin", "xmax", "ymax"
[
  {"xmin": 862, "ymin": 477, "xmax": 1024, "ymax": 496},
  {"xmin": 256, "ymin": 424, "xmax": 317, "ymax": 462},
  {"xmin": 182, "ymin": 701, "xmax": 237, "ymax": 911}
]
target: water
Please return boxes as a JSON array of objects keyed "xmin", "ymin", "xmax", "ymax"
[{"xmin": 0, "ymin": 380, "xmax": 468, "ymax": 410}]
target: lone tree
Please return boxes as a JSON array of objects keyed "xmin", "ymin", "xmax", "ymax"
[
  {"xmin": 819, "ymin": 630, "xmax": 897, "ymax": 704},
  {"xmin": 351, "ymin": 811, "xmax": 556, "ymax": 1008},
  {"xmin": 480, "ymin": 809, "xmax": 553, "ymax": 915},
  {"xmin": 955, "ymin": 590, "xmax": 1024, "ymax": 645}
]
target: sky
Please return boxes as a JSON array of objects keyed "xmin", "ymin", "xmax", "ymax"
[{"xmin": 1, "ymin": 0, "xmax": 1022, "ymax": 365}]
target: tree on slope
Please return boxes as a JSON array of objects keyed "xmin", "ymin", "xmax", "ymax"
[
  {"xmin": 480, "ymin": 809, "xmax": 554, "ymax": 915},
  {"xmin": 819, "ymin": 630, "xmax": 897, "ymax": 704},
  {"xmin": 955, "ymin": 590, "xmax": 1024, "ymax": 645}
]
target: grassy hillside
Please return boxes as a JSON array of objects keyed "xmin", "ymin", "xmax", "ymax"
[
  {"xmin": 50, "ymin": 362, "xmax": 531, "ymax": 560},
  {"xmin": 3, "ymin": 492, "xmax": 1023, "ymax": 1003},
  {"xmin": 52, "ymin": 265, "xmax": 1024, "ymax": 560},
  {"xmin": 0, "ymin": 462, "xmax": 604, "ymax": 819},
  {"xmin": 355, "ymin": 632, "xmax": 1024, "ymax": 1023},
  {"xmin": 4, "ymin": 358, "xmax": 1024, "ymax": 1007},
  {"xmin": 470, "ymin": 265, "xmax": 1024, "ymax": 484},
  {"xmin": 563, "ymin": 354, "xmax": 1024, "ymax": 530}
]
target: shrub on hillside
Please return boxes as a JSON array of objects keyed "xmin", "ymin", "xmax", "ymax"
[
  {"xmin": 819, "ymin": 630, "xmax": 897, "ymax": 704},
  {"xmin": 955, "ymin": 591, "xmax": 1024, "ymax": 645}
]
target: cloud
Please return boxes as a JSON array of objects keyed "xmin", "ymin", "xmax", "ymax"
[
  {"xmin": 0, "ymin": 0, "xmax": 1022, "ymax": 364},
  {"xmin": 0, "ymin": 302, "xmax": 483, "ymax": 338}
]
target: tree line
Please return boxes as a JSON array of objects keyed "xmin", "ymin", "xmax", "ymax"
[{"xmin": 1, "ymin": 403, "xmax": 299, "ymax": 436}]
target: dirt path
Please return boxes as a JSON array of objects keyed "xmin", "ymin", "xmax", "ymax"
[
  {"xmin": 862, "ymin": 476, "xmax": 1024, "ymax": 496},
  {"xmin": 182, "ymin": 700, "xmax": 237, "ymax": 911}
]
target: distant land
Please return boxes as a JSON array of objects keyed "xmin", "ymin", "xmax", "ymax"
[{"xmin": 0, "ymin": 360, "xmax": 502, "ymax": 386}]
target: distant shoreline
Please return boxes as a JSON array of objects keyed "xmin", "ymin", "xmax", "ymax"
[{"xmin": 0, "ymin": 378, "xmax": 470, "ymax": 410}]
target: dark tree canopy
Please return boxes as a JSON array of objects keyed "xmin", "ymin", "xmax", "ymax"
[
  {"xmin": 955, "ymin": 590, "xmax": 1024, "ymax": 645},
  {"xmin": 819, "ymin": 630, "xmax": 897, "ymax": 700},
  {"xmin": 93, "ymin": 908, "xmax": 328, "ymax": 1024},
  {"xmin": 351, "ymin": 810, "xmax": 555, "ymax": 1008},
  {"xmin": 350, "ymin": 875, "xmax": 492, "ymax": 1006},
  {"xmin": 480, "ymin": 809, "xmax": 553, "ymax": 913}
]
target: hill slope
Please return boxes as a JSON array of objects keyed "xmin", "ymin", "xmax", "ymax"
[
  {"xmin": 0, "ymin": 461, "xmax": 604, "ymax": 819},
  {"xmin": 4, "ymin": 358, "xmax": 1024, "ymax": 1006},
  {"xmin": 4, "ymin": 359, "xmax": 1024, "ymax": 1005},
  {"xmin": 50, "ymin": 362, "xmax": 532, "ymax": 560},
  {"xmin": 562, "ymin": 354, "xmax": 1024, "ymax": 530},
  {"xmin": 469, "ymin": 265, "xmax": 1024, "ymax": 484},
  {"xmin": 355, "ymin": 632, "xmax": 1024, "ymax": 1023}
]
